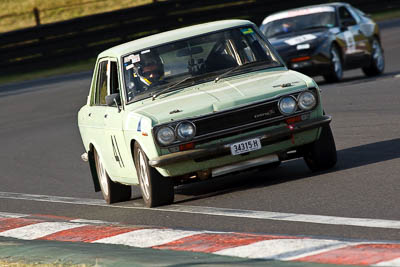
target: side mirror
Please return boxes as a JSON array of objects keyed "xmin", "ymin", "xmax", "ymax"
[{"xmin": 105, "ymin": 93, "xmax": 121, "ymax": 107}]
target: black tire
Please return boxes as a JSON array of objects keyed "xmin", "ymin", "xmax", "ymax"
[
  {"xmin": 362, "ymin": 38, "xmax": 384, "ymax": 77},
  {"xmin": 323, "ymin": 45, "xmax": 343, "ymax": 83},
  {"xmin": 134, "ymin": 143, "xmax": 174, "ymax": 208},
  {"xmin": 303, "ymin": 125, "xmax": 337, "ymax": 172},
  {"xmin": 93, "ymin": 148, "xmax": 131, "ymax": 204}
]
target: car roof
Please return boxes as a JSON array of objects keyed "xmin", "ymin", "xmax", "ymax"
[
  {"xmin": 261, "ymin": 2, "xmax": 349, "ymax": 25},
  {"xmin": 98, "ymin": 19, "xmax": 254, "ymax": 59}
]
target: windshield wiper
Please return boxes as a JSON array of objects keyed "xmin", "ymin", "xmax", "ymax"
[
  {"xmin": 302, "ymin": 25, "xmax": 329, "ymax": 30},
  {"xmin": 214, "ymin": 65, "xmax": 242, "ymax": 83},
  {"xmin": 152, "ymin": 76, "xmax": 194, "ymax": 101},
  {"xmin": 214, "ymin": 61, "xmax": 273, "ymax": 83}
]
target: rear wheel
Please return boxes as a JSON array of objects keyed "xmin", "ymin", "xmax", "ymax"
[
  {"xmin": 303, "ymin": 125, "xmax": 337, "ymax": 172},
  {"xmin": 323, "ymin": 46, "xmax": 343, "ymax": 83},
  {"xmin": 134, "ymin": 143, "xmax": 174, "ymax": 208},
  {"xmin": 93, "ymin": 148, "xmax": 131, "ymax": 204},
  {"xmin": 362, "ymin": 38, "xmax": 384, "ymax": 77}
]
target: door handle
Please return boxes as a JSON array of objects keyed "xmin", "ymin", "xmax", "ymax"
[
  {"xmin": 104, "ymin": 114, "xmax": 108, "ymax": 118},
  {"xmin": 88, "ymin": 113, "xmax": 91, "ymax": 117}
]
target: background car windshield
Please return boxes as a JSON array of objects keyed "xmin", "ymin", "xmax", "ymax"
[
  {"xmin": 123, "ymin": 27, "xmax": 281, "ymax": 101},
  {"xmin": 261, "ymin": 12, "xmax": 337, "ymax": 38}
]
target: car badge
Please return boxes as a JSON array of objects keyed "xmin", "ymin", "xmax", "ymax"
[
  {"xmin": 253, "ymin": 109, "xmax": 275, "ymax": 119},
  {"xmin": 273, "ymin": 81, "xmax": 300, "ymax": 88},
  {"xmin": 170, "ymin": 109, "xmax": 182, "ymax": 114}
]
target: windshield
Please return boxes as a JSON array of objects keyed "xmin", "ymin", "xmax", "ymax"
[
  {"xmin": 261, "ymin": 11, "xmax": 337, "ymax": 38},
  {"xmin": 122, "ymin": 26, "xmax": 281, "ymax": 102}
]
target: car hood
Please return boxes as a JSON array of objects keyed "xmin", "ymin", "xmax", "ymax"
[{"xmin": 128, "ymin": 69, "xmax": 312, "ymax": 125}]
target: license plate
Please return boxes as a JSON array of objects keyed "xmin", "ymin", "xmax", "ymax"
[{"xmin": 230, "ymin": 138, "xmax": 261, "ymax": 155}]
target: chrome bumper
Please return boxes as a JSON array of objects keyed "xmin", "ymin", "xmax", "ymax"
[
  {"xmin": 211, "ymin": 154, "xmax": 279, "ymax": 177},
  {"xmin": 149, "ymin": 115, "xmax": 331, "ymax": 168}
]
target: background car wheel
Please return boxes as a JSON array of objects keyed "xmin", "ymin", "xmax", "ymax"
[
  {"xmin": 323, "ymin": 45, "xmax": 343, "ymax": 83},
  {"xmin": 303, "ymin": 125, "xmax": 337, "ymax": 172},
  {"xmin": 134, "ymin": 143, "xmax": 174, "ymax": 208},
  {"xmin": 93, "ymin": 148, "xmax": 131, "ymax": 204},
  {"xmin": 362, "ymin": 38, "xmax": 384, "ymax": 77}
]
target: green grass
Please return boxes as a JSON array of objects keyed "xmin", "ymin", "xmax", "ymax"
[
  {"xmin": 0, "ymin": 261, "xmax": 91, "ymax": 267},
  {"xmin": 371, "ymin": 9, "xmax": 400, "ymax": 21},
  {"xmin": 0, "ymin": 0, "xmax": 151, "ymax": 33}
]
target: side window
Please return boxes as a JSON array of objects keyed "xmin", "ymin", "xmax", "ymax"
[
  {"xmin": 245, "ymin": 31, "xmax": 275, "ymax": 62},
  {"xmin": 238, "ymin": 38, "xmax": 256, "ymax": 64},
  {"xmin": 339, "ymin": 7, "xmax": 357, "ymax": 26},
  {"xmin": 109, "ymin": 61, "xmax": 119, "ymax": 95},
  {"xmin": 95, "ymin": 61, "xmax": 108, "ymax": 105}
]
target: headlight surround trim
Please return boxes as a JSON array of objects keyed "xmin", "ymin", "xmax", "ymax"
[
  {"xmin": 298, "ymin": 91, "xmax": 317, "ymax": 111},
  {"xmin": 156, "ymin": 126, "xmax": 176, "ymax": 146},
  {"xmin": 176, "ymin": 121, "xmax": 196, "ymax": 141},
  {"xmin": 278, "ymin": 96, "xmax": 297, "ymax": 115}
]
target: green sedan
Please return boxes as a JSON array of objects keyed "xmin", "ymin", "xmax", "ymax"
[{"xmin": 78, "ymin": 20, "xmax": 337, "ymax": 208}]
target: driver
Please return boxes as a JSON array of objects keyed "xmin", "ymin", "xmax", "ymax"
[
  {"xmin": 282, "ymin": 22, "xmax": 294, "ymax": 33},
  {"xmin": 139, "ymin": 51, "xmax": 164, "ymax": 87}
]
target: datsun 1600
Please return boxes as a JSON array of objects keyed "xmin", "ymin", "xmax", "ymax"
[{"xmin": 78, "ymin": 20, "xmax": 337, "ymax": 207}]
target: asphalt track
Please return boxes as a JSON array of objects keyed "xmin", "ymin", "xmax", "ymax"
[{"xmin": 0, "ymin": 19, "xmax": 400, "ymax": 265}]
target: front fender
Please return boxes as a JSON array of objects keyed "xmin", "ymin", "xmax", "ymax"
[{"xmin": 124, "ymin": 113, "xmax": 161, "ymax": 160}]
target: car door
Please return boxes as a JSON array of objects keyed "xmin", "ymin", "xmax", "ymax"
[
  {"xmin": 102, "ymin": 59, "xmax": 134, "ymax": 181},
  {"xmin": 80, "ymin": 59, "xmax": 108, "ymax": 162},
  {"xmin": 338, "ymin": 6, "xmax": 369, "ymax": 68},
  {"xmin": 347, "ymin": 5, "xmax": 373, "ymax": 65}
]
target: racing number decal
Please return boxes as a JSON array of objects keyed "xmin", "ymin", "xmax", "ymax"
[
  {"xmin": 343, "ymin": 31, "xmax": 356, "ymax": 53},
  {"xmin": 111, "ymin": 135, "xmax": 125, "ymax": 168}
]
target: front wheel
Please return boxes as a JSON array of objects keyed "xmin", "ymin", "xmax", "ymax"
[
  {"xmin": 134, "ymin": 143, "xmax": 174, "ymax": 208},
  {"xmin": 303, "ymin": 125, "xmax": 337, "ymax": 172},
  {"xmin": 93, "ymin": 148, "xmax": 131, "ymax": 204},
  {"xmin": 323, "ymin": 46, "xmax": 343, "ymax": 83},
  {"xmin": 362, "ymin": 38, "xmax": 384, "ymax": 77}
]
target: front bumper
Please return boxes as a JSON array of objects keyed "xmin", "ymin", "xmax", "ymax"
[
  {"xmin": 288, "ymin": 59, "xmax": 331, "ymax": 77},
  {"xmin": 149, "ymin": 115, "xmax": 331, "ymax": 167},
  {"xmin": 285, "ymin": 53, "xmax": 332, "ymax": 76},
  {"xmin": 278, "ymin": 49, "xmax": 331, "ymax": 77}
]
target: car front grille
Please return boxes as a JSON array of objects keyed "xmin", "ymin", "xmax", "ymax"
[
  {"xmin": 193, "ymin": 100, "xmax": 282, "ymax": 138},
  {"xmin": 189, "ymin": 90, "xmax": 310, "ymax": 144}
]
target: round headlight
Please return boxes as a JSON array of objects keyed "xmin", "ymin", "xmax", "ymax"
[
  {"xmin": 278, "ymin": 96, "xmax": 297, "ymax": 115},
  {"xmin": 176, "ymin": 121, "xmax": 196, "ymax": 141},
  {"xmin": 298, "ymin": 91, "xmax": 317, "ymax": 111},
  {"xmin": 156, "ymin": 126, "xmax": 175, "ymax": 146}
]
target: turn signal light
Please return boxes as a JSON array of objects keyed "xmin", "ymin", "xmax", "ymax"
[
  {"xmin": 286, "ymin": 116, "xmax": 302, "ymax": 124},
  {"xmin": 291, "ymin": 56, "xmax": 311, "ymax": 62},
  {"xmin": 179, "ymin": 142, "xmax": 195, "ymax": 151}
]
